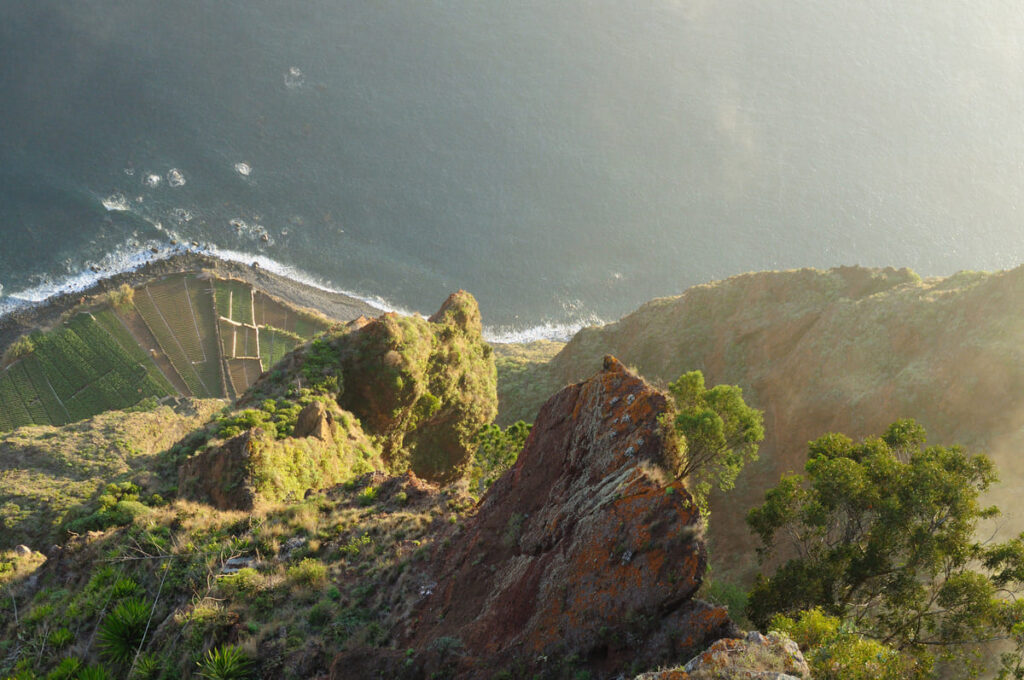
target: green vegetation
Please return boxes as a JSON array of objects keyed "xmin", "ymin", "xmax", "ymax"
[
  {"xmin": 0, "ymin": 400, "xmax": 222, "ymax": 550},
  {"xmin": 0, "ymin": 475, "xmax": 471, "ymax": 679},
  {"xmin": 0, "ymin": 312, "xmax": 174, "ymax": 432},
  {"xmin": 196, "ymin": 645, "xmax": 254, "ymax": 680},
  {"xmin": 492, "ymin": 340, "xmax": 565, "ymax": 426},
  {"xmin": 771, "ymin": 608, "xmax": 928, "ymax": 680},
  {"xmin": 747, "ymin": 420, "xmax": 1024, "ymax": 675},
  {"xmin": 470, "ymin": 421, "xmax": 531, "ymax": 494},
  {"xmin": 667, "ymin": 370, "xmax": 764, "ymax": 514}
]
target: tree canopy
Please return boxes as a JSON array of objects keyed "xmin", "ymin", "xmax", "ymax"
[
  {"xmin": 667, "ymin": 370, "xmax": 764, "ymax": 511},
  {"xmin": 747, "ymin": 419, "xmax": 1024, "ymax": 674}
]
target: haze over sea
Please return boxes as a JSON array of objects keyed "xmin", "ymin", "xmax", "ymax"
[{"xmin": 3, "ymin": 1, "xmax": 1024, "ymax": 339}]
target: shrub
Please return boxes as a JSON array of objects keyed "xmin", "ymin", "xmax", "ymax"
[
  {"xmin": 196, "ymin": 645, "xmax": 254, "ymax": 680},
  {"xmin": 219, "ymin": 567, "xmax": 263, "ymax": 595},
  {"xmin": 287, "ymin": 558, "xmax": 327, "ymax": 586},
  {"xmin": 130, "ymin": 652, "xmax": 161, "ymax": 680},
  {"xmin": 2, "ymin": 334, "xmax": 34, "ymax": 366},
  {"xmin": 107, "ymin": 283, "xmax": 135, "ymax": 313},
  {"xmin": 98, "ymin": 597, "xmax": 150, "ymax": 665},
  {"xmin": 771, "ymin": 609, "xmax": 929, "ymax": 680}
]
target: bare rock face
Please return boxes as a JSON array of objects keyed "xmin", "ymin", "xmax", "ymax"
[
  {"xmin": 293, "ymin": 401, "xmax": 333, "ymax": 441},
  {"xmin": 331, "ymin": 356, "xmax": 737, "ymax": 679}
]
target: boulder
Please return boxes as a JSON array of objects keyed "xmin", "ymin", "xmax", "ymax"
[
  {"xmin": 634, "ymin": 631, "xmax": 810, "ymax": 679},
  {"xmin": 332, "ymin": 356, "xmax": 736, "ymax": 678},
  {"xmin": 14, "ymin": 544, "xmax": 32, "ymax": 557},
  {"xmin": 293, "ymin": 401, "xmax": 333, "ymax": 440}
]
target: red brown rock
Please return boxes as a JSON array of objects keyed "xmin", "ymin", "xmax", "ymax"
[{"xmin": 331, "ymin": 356, "xmax": 737, "ymax": 679}]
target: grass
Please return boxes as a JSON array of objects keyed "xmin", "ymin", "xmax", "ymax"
[
  {"xmin": 0, "ymin": 399, "xmax": 223, "ymax": 551},
  {"xmin": 0, "ymin": 473, "xmax": 469, "ymax": 679}
]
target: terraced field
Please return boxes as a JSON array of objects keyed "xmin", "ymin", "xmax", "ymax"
[
  {"xmin": 0, "ymin": 312, "xmax": 173, "ymax": 431},
  {"xmin": 134, "ymin": 274, "xmax": 225, "ymax": 398},
  {"xmin": 0, "ymin": 274, "xmax": 334, "ymax": 432}
]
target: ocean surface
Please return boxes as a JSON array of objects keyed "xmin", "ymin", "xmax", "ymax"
[{"xmin": 3, "ymin": 1, "xmax": 1024, "ymax": 340}]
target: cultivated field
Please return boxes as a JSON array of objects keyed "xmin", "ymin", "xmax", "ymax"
[
  {"xmin": 0, "ymin": 312, "xmax": 173, "ymax": 431},
  {"xmin": 0, "ymin": 274, "xmax": 335, "ymax": 432}
]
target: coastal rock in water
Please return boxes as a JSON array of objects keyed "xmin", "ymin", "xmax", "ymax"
[
  {"xmin": 293, "ymin": 401, "xmax": 333, "ymax": 441},
  {"xmin": 332, "ymin": 356, "xmax": 736, "ymax": 678}
]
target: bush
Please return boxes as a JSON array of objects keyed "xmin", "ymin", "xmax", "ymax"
[
  {"xmin": 196, "ymin": 645, "xmax": 253, "ymax": 680},
  {"xmin": 107, "ymin": 283, "xmax": 135, "ymax": 313},
  {"xmin": 288, "ymin": 558, "xmax": 327, "ymax": 586},
  {"xmin": 771, "ymin": 609, "xmax": 929, "ymax": 680}
]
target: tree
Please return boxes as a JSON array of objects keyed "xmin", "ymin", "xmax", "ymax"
[
  {"xmin": 470, "ymin": 421, "xmax": 532, "ymax": 495},
  {"xmin": 667, "ymin": 370, "xmax": 764, "ymax": 512},
  {"xmin": 747, "ymin": 419, "xmax": 1024, "ymax": 673}
]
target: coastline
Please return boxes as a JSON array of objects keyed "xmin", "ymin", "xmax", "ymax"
[{"xmin": 0, "ymin": 252, "xmax": 384, "ymax": 351}]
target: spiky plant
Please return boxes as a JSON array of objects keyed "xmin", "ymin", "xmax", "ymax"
[
  {"xmin": 196, "ymin": 645, "xmax": 254, "ymax": 680},
  {"xmin": 98, "ymin": 597, "xmax": 150, "ymax": 665},
  {"xmin": 130, "ymin": 651, "xmax": 162, "ymax": 679},
  {"xmin": 77, "ymin": 665, "xmax": 114, "ymax": 680}
]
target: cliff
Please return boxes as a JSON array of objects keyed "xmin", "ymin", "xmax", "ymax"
[{"xmin": 509, "ymin": 265, "xmax": 1024, "ymax": 577}]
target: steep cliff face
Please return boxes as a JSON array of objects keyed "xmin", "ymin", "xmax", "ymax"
[
  {"xmin": 332, "ymin": 357, "xmax": 736, "ymax": 679},
  {"xmin": 528, "ymin": 266, "xmax": 1024, "ymax": 577}
]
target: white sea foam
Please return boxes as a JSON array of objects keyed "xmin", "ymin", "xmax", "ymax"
[
  {"xmin": 0, "ymin": 242, "xmax": 587, "ymax": 344},
  {"xmin": 284, "ymin": 66, "xmax": 305, "ymax": 89},
  {"xmin": 167, "ymin": 168, "xmax": 186, "ymax": 187},
  {"xmin": 144, "ymin": 173, "xmax": 162, "ymax": 188},
  {"xmin": 102, "ymin": 193, "xmax": 130, "ymax": 211},
  {"xmin": 234, "ymin": 162, "xmax": 252, "ymax": 177},
  {"xmin": 483, "ymin": 319, "xmax": 597, "ymax": 344}
]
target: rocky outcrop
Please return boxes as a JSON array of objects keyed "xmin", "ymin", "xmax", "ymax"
[
  {"xmin": 178, "ymin": 403, "xmax": 381, "ymax": 510},
  {"xmin": 634, "ymin": 631, "xmax": 810, "ymax": 679},
  {"xmin": 245, "ymin": 291, "xmax": 497, "ymax": 484},
  {"xmin": 331, "ymin": 357, "xmax": 736, "ymax": 679},
  {"xmin": 178, "ymin": 428, "xmax": 264, "ymax": 510},
  {"xmin": 338, "ymin": 290, "xmax": 496, "ymax": 482},
  {"xmin": 293, "ymin": 401, "xmax": 333, "ymax": 440}
]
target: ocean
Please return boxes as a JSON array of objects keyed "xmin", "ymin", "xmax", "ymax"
[{"xmin": 3, "ymin": 1, "xmax": 1024, "ymax": 339}]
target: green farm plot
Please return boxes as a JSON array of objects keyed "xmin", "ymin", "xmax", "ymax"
[
  {"xmin": 214, "ymin": 279, "xmax": 254, "ymax": 326},
  {"xmin": 259, "ymin": 326, "xmax": 303, "ymax": 370},
  {"xmin": 134, "ymin": 274, "xmax": 225, "ymax": 398},
  {"xmin": 0, "ymin": 312, "xmax": 173, "ymax": 432},
  {"xmin": 92, "ymin": 308, "xmax": 176, "ymax": 395}
]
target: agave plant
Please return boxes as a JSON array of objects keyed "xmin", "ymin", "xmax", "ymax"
[
  {"xmin": 130, "ymin": 651, "xmax": 162, "ymax": 679},
  {"xmin": 98, "ymin": 596, "xmax": 150, "ymax": 664},
  {"xmin": 197, "ymin": 645, "xmax": 254, "ymax": 680},
  {"xmin": 77, "ymin": 665, "xmax": 113, "ymax": 680}
]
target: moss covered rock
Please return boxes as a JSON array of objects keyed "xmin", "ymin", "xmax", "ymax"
[
  {"xmin": 178, "ymin": 401, "xmax": 381, "ymax": 510},
  {"xmin": 245, "ymin": 291, "xmax": 498, "ymax": 484}
]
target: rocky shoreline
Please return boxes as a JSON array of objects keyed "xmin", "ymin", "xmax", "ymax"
[{"xmin": 0, "ymin": 252, "xmax": 383, "ymax": 351}]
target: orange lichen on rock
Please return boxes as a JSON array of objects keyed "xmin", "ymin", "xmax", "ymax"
[{"xmin": 341, "ymin": 356, "xmax": 737, "ymax": 679}]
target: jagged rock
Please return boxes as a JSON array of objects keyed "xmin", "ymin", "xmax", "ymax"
[
  {"xmin": 330, "ymin": 356, "xmax": 736, "ymax": 679},
  {"xmin": 293, "ymin": 401, "xmax": 333, "ymax": 440},
  {"xmin": 632, "ymin": 631, "xmax": 810, "ymax": 679}
]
